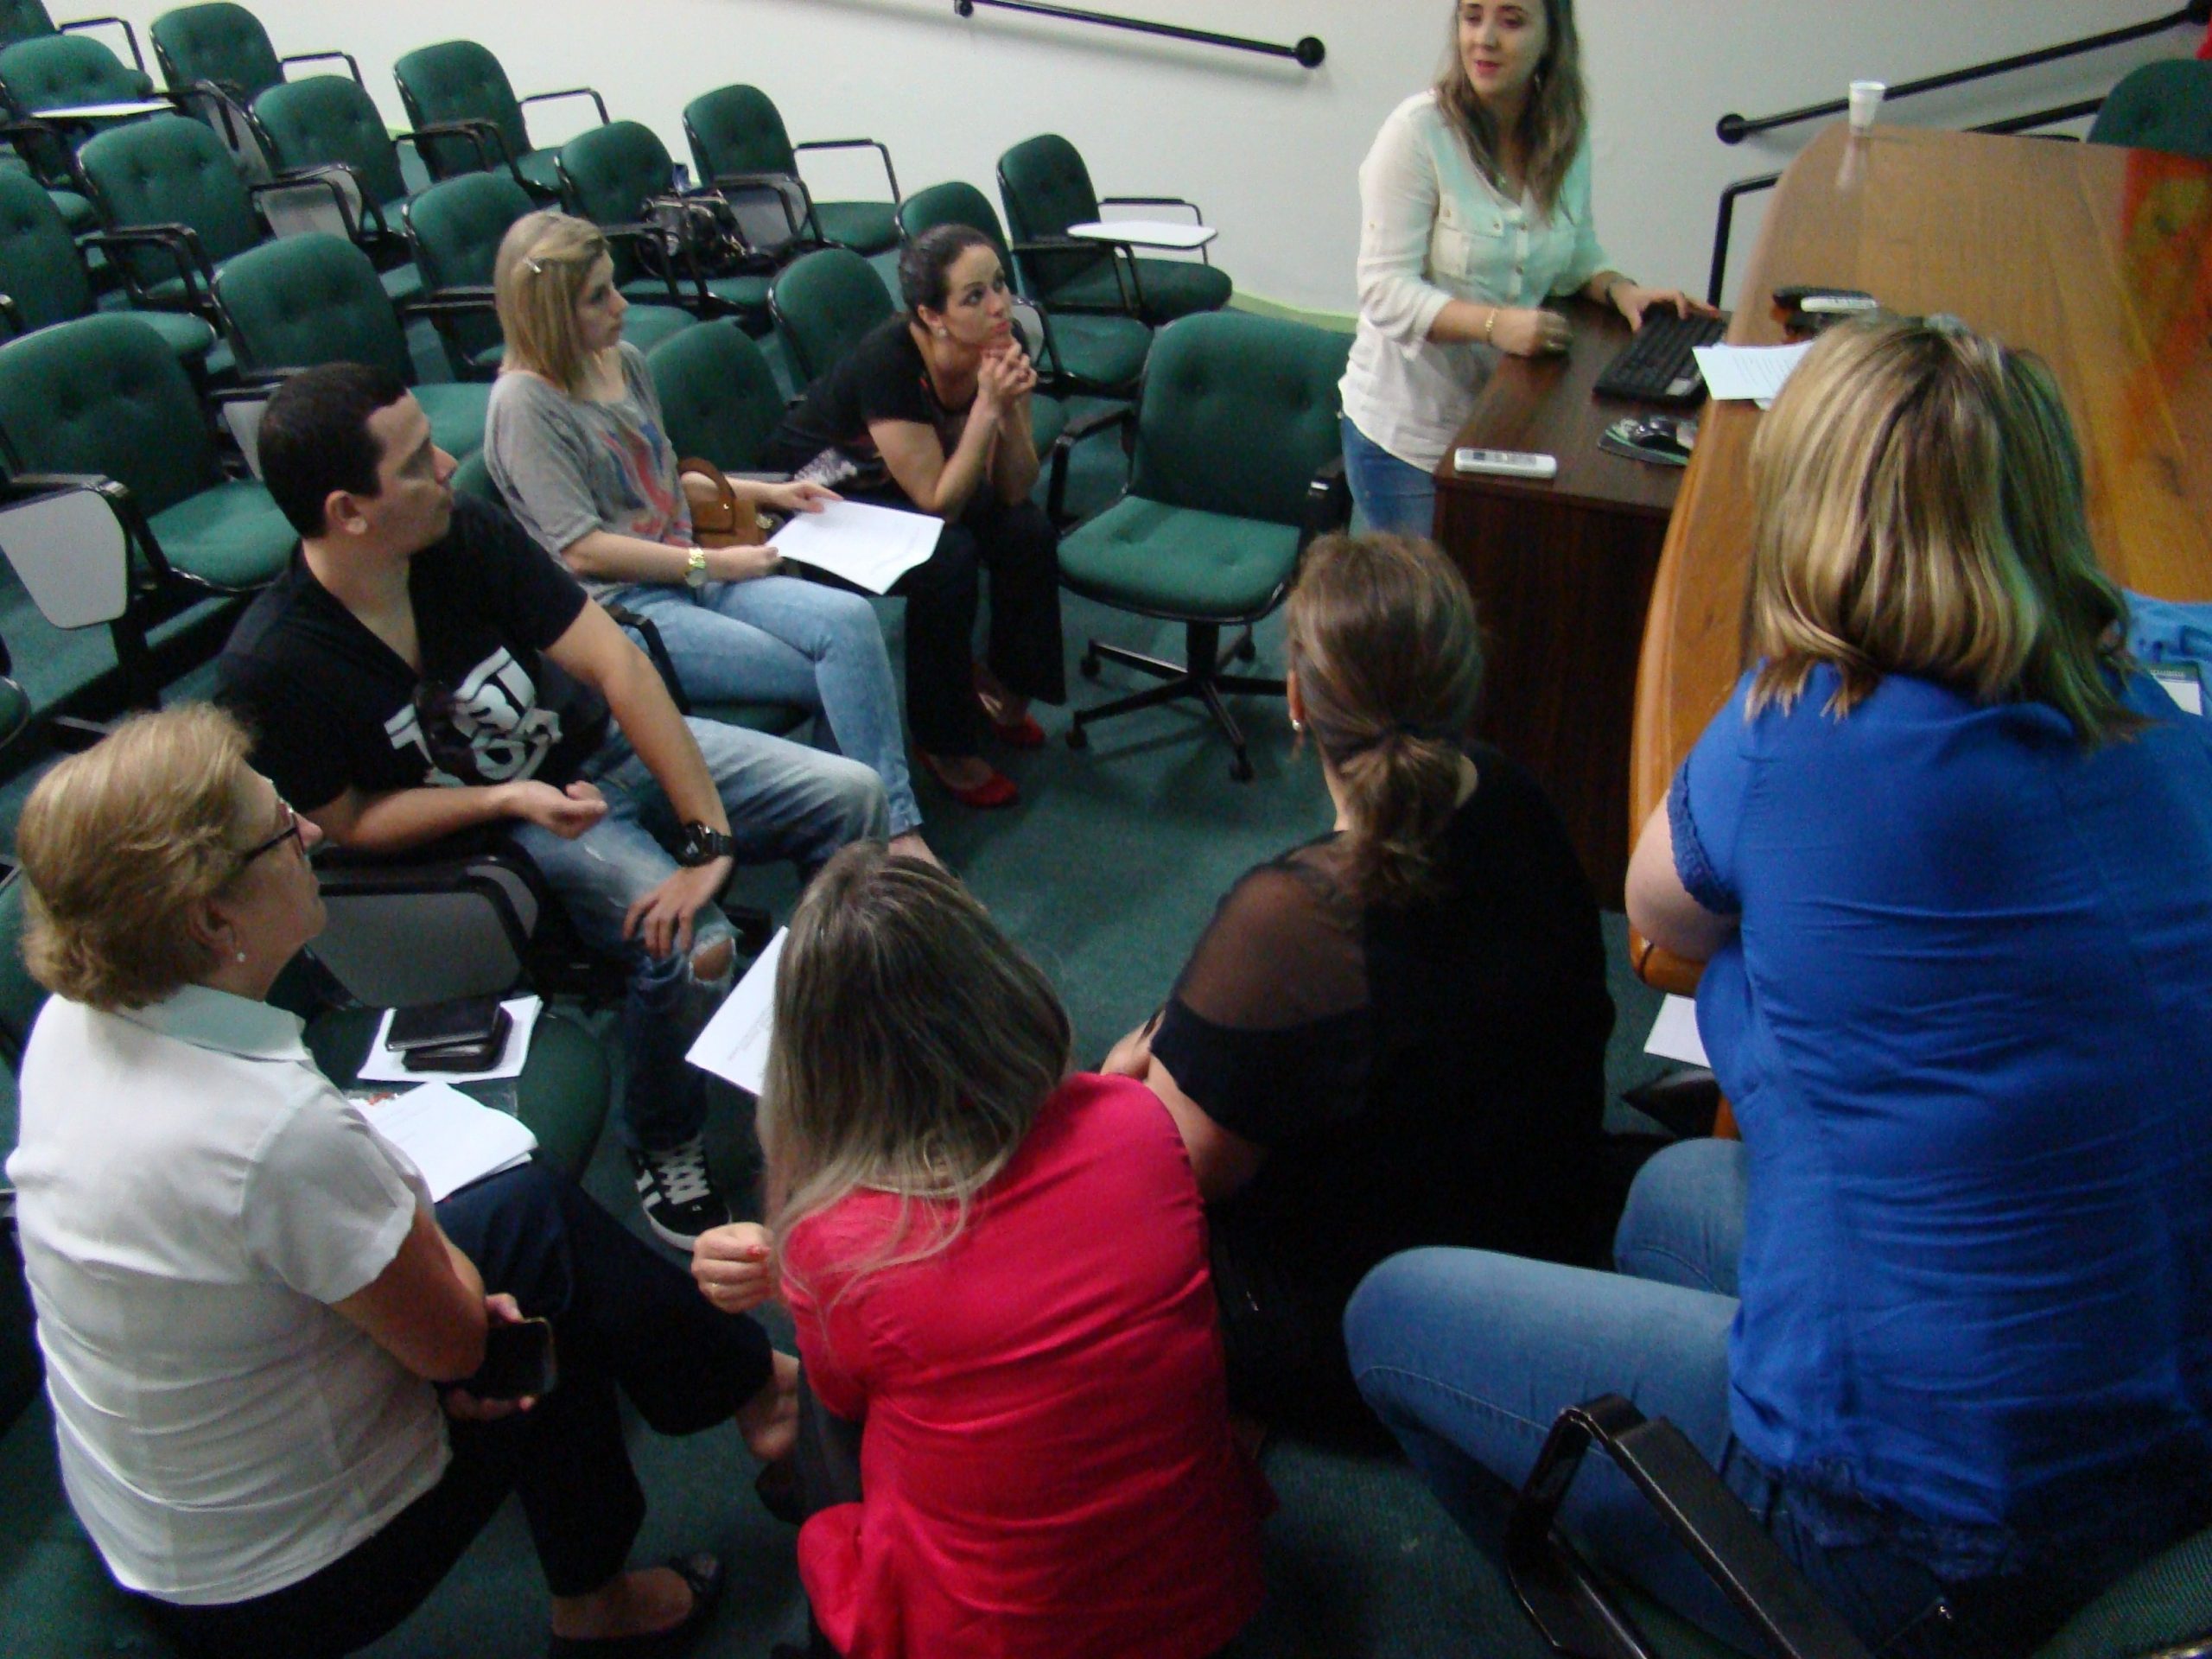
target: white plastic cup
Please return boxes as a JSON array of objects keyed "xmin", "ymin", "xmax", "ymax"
[{"xmin": 1848, "ymin": 80, "xmax": 1885, "ymax": 135}]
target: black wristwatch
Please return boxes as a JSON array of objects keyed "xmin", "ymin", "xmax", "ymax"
[{"xmin": 674, "ymin": 822, "xmax": 734, "ymax": 867}]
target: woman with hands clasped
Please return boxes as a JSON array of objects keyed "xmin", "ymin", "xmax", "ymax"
[
  {"xmin": 1341, "ymin": 0, "xmax": 1714, "ymax": 534},
  {"xmin": 767, "ymin": 225, "xmax": 1066, "ymax": 810},
  {"xmin": 485, "ymin": 212, "xmax": 931, "ymax": 860}
]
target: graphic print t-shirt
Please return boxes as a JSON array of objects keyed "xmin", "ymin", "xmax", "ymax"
[
  {"xmin": 483, "ymin": 343, "xmax": 690, "ymax": 598},
  {"xmin": 216, "ymin": 497, "xmax": 609, "ymax": 813}
]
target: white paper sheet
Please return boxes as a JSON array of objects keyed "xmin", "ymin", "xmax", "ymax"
[
  {"xmin": 1644, "ymin": 995, "xmax": 1710, "ymax": 1068},
  {"xmin": 686, "ymin": 927, "xmax": 786, "ymax": 1096},
  {"xmin": 767, "ymin": 501, "xmax": 944, "ymax": 594},
  {"xmin": 1067, "ymin": 219, "xmax": 1218, "ymax": 251},
  {"xmin": 1691, "ymin": 341, "xmax": 1813, "ymax": 404},
  {"xmin": 358, "ymin": 995, "xmax": 543, "ymax": 1084},
  {"xmin": 360, "ymin": 1081, "xmax": 537, "ymax": 1202},
  {"xmin": 38, "ymin": 99, "xmax": 174, "ymax": 119}
]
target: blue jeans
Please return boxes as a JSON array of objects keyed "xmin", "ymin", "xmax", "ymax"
[
  {"xmin": 1341, "ymin": 416, "xmax": 1438, "ymax": 539},
  {"xmin": 1345, "ymin": 1141, "xmax": 2081, "ymax": 1658},
  {"xmin": 610, "ymin": 575, "xmax": 922, "ymax": 837},
  {"xmin": 509, "ymin": 716, "xmax": 887, "ymax": 1151}
]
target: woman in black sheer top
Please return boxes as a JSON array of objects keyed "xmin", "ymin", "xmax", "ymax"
[{"xmin": 1105, "ymin": 531, "xmax": 1614, "ymax": 1441}]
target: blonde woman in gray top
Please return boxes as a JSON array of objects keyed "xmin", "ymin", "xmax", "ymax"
[
  {"xmin": 1340, "ymin": 0, "xmax": 1711, "ymax": 536},
  {"xmin": 483, "ymin": 213, "xmax": 930, "ymax": 856}
]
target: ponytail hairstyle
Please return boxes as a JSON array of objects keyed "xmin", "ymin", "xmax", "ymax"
[
  {"xmin": 1287, "ymin": 532, "xmax": 1484, "ymax": 906},
  {"xmin": 1434, "ymin": 0, "xmax": 1589, "ymax": 216}
]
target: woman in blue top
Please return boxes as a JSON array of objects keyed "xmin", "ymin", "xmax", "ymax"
[
  {"xmin": 1339, "ymin": 0, "xmax": 1710, "ymax": 536},
  {"xmin": 1346, "ymin": 315, "xmax": 2212, "ymax": 1656}
]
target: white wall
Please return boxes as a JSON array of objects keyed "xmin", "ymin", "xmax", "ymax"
[{"xmin": 136, "ymin": 0, "xmax": 2197, "ymax": 311}]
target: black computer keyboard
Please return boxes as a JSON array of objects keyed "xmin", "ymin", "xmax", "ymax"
[{"xmin": 1593, "ymin": 311, "xmax": 1729, "ymax": 404}]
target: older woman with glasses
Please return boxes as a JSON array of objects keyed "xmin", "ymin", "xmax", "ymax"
[{"xmin": 5, "ymin": 704, "xmax": 800, "ymax": 1659}]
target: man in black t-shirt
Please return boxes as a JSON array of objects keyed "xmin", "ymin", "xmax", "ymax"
[{"xmin": 219, "ymin": 365, "xmax": 888, "ymax": 1244}]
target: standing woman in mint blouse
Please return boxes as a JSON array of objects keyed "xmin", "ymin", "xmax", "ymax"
[{"xmin": 1340, "ymin": 0, "xmax": 1712, "ymax": 536}]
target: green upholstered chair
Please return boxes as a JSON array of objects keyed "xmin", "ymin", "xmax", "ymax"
[
  {"xmin": 683, "ymin": 82, "xmax": 899, "ymax": 257},
  {"xmin": 212, "ymin": 232, "xmax": 489, "ymax": 461},
  {"xmin": 766, "ymin": 243, "xmax": 893, "ymax": 389},
  {"xmin": 897, "ymin": 178, "xmax": 1150, "ymax": 397},
  {"xmin": 0, "ymin": 0, "xmax": 145, "ymax": 82},
  {"xmin": 149, "ymin": 2, "xmax": 355, "ymax": 184},
  {"xmin": 2088, "ymin": 59, "xmax": 2212, "ymax": 161},
  {"xmin": 401, "ymin": 168, "xmax": 695, "ymax": 380},
  {"xmin": 1058, "ymin": 311, "xmax": 1349, "ymax": 780},
  {"xmin": 0, "ymin": 313, "xmax": 293, "ymax": 703},
  {"xmin": 392, "ymin": 38, "xmax": 604, "ymax": 198},
  {"xmin": 74, "ymin": 111, "xmax": 369, "ymax": 319},
  {"xmin": 997, "ymin": 132, "xmax": 1231, "ymax": 327},
  {"xmin": 647, "ymin": 317, "xmax": 787, "ymax": 476},
  {"xmin": 0, "ymin": 29, "xmax": 146, "ymax": 118},
  {"xmin": 0, "ymin": 165, "xmax": 217, "ymax": 373},
  {"xmin": 556, "ymin": 118, "xmax": 769, "ymax": 325}
]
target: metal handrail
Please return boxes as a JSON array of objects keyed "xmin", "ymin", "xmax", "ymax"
[
  {"xmin": 1705, "ymin": 99, "xmax": 2113, "ymax": 305},
  {"xmin": 1716, "ymin": 1, "xmax": 2208, "ymax": 144},
  {"xmin": 951, "ymin": 0, "xmax": 1324, "ymax": 68}
]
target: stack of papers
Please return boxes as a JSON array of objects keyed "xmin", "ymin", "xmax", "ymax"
[
  {"xmin": 1691, "ymin": 342, "xmax": 1813, "ymax": 408},
  {"xmin": 360, "ymin": 1081, "xmax": 537, "ymax": 1201},
  {"xmin": 687, "ymin": 927, "xmax": 786, "ymax": 1095},
  {"xmin": 770, "ymin": 502, "xmax": 943, "ymax": 594}
]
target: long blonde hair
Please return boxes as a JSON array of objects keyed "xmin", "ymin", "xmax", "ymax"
[
  {"xmin": 761, "ymin": 843, "xmax": 1072, "ymax": 1298},
  {"xmin": 1287, "ymin": 532, "xmax": 1484, "ymax": 907},
  {"xmin": 1745, "ymin": 313, "xmax": 2138, "ymax": 744},
  {"xmin": 1433, "ymin": 0, "xmax": 1588, "ymax": 215},
  {"xmin": 493, "ymin": 211, "xmax": 610, "ymax": 396}
]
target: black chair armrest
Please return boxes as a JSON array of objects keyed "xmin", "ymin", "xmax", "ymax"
[
  {"xmin": 1298, "ymin": 453, "xmax": 1350, "ymax": 552},
  {"xmin": 792, "ymin": 136, "xmax": 898, "ymax": 200},
  {"xmin": 80, "ymin": 223, "xmax": 214, "ymax": 306},
  {"xmin": 1045, "ymin": 406, "xmax": 1132, "ymax": 526},
  {"xmin": 57, "ymin": 15, "xmax": 144, "ymax": 75},
  {"xmin": 519, "ymin": 86, "xmax": 609, "ymax": 127},
  {"xmin": 1506, "ymin": 1397, "xmax": 1874, "ymax": 1659},
  {"xmin": 1099, "ymin": 194, "xmax": 1204, "ymax": 223},
  {"xmin": 601, "ymin": 221, "xmax": 689, "ymax": 303},
  {"xmin": 277, "ymin": 49, "xmax": 362, "ymax": 86},
  {"xmin": 604, "ymin": 602, "xmax": 693, "ymax": 715}
]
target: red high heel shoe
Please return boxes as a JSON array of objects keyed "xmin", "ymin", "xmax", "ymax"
[
  {"xmin": 974, "ymin": 664, "xmax": 1046, "ymax": 748},
  {"xmin": 919, "ymin": 753, "xmax": 1019, "ymax": 809}
]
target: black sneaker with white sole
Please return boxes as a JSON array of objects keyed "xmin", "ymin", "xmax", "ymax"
[{"xmin": 628, "ymin": 1136, "xmax": 732, "ymax": 1248}]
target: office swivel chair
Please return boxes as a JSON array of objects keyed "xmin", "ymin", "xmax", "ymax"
[
  {"xmin": 1058, "ymin": 311, "xmax": 1349, "ymax": 781},
  {"xmin": 682, "ymin": 82, "xmax": 899, "ymax": 257},
  {"xmin": 391, "ymin": 37, "xmax": 605, "ymax": 197}
]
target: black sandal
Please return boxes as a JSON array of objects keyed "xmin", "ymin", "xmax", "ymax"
[
  {"xmin": 545, "ymin": 1553, "xmax": 723, "ymax": 1656},
  {"xmin": 753, "ymin": 1456, "xmax": 803, "ymax": 1526}
]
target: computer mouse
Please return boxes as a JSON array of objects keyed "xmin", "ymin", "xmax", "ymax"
[{"xmin": 1629, "ymin": 416, "xmax": 1694, "ymax": 461}]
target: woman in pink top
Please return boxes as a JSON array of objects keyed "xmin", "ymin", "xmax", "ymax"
[{"xmin": 706, "ymin": 842, "xmax": 1264, "ymax": 1658}]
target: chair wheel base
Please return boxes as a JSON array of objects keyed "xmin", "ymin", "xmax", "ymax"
[
  {"xmin": 1232, "ymin": 633, "xmax": 1256, "ymax": 663},
  {"xmin": 1230, "ymin": 753, "xmax": 1255, "ymax": 783},
  {"xmin": 1080, "ymin": 652, "xmax": 1102, "ymax": 679},
  {"xmin": 1065, "ymin": 723, "xmax": 1090, "ymax": 750}
]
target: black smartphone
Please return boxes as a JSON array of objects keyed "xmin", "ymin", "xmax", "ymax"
[
  {"xmin": 387, "ymin": 995, "xmax": 505, "ymax": 1053},
  {"xmin": 402, "ymin": 1008, "xmax": 513, "ymax": 1072},
  {"xmin": 461, "ymin": 1316, "xmax": 556, "ymax": 1400}
]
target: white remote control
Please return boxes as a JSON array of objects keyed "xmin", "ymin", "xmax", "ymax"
[{"xmin": 1453, "ymin": 448, "xmax": 1559, "ymax": 480}]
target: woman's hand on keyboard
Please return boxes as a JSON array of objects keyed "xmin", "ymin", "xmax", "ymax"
[
  {"xmin": 1492, "ymin": 306, "xmax": 1572, "ymax": 357},
  {"xmin": 1612, "ymin": 284, "xmax": 1719, "ymax": 331}
]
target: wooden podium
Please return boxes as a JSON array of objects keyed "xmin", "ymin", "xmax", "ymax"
[{"xmin": 1431, "ymin": 297, "xmax": 1684, "ymax": 907}]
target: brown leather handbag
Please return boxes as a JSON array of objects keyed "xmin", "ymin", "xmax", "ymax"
[{"xmin": 677, "ymin": 457, "xmax": 763, "ymax": 550}]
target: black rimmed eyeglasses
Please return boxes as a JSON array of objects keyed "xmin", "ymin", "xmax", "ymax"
[{"xmin": 238, "ymin": 798, "xmax": 308, "ymax": 868}]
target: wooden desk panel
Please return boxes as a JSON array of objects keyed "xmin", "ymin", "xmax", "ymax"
[
  {"xmin": 1433, "ymin": 298, "xmax": 1683, "ymax": 906},
  {"xmin": 1632, "ymin": 123, "xmax": 2212, "ymax": 859}
]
